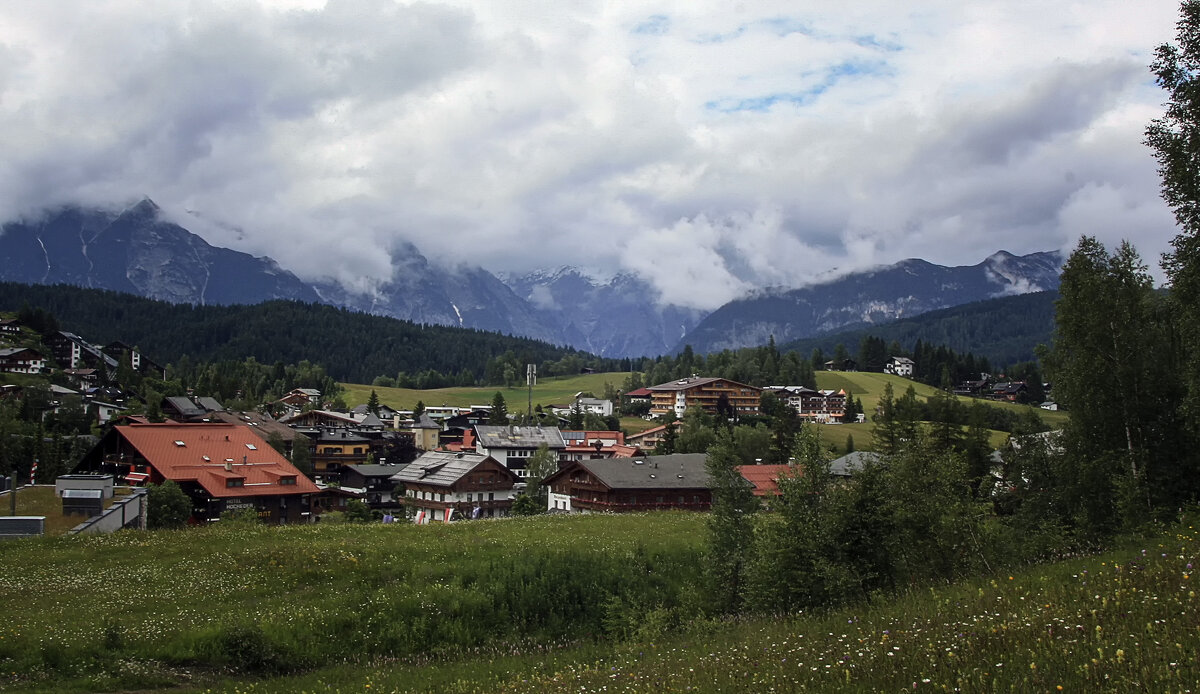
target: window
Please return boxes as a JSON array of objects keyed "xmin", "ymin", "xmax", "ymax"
[
  {"xmin": 245, "ymin": 443, "xmax": 257, "ymax": 450},
  {"xmin": 488, "ymin": 492, "xmax": 494, "ymax": 501},
  {"xmin": 226, "ymin": 478, "xmax": 244, "ymax": 488},
  {"xmin": 280, "ymin": 477, "xmax": 296, "ymax": 486},
  {"xmin": 467, "ymin": 493, "xmax": 473, "ymax": 502}
]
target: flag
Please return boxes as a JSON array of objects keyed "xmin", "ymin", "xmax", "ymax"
[
  {"xmin": 414, "ymin": 510, "xmax": 426, "ymax": 525},
  {"xmin": 443, "ymin": 507, "xmax": 453, "ymax": 523}
]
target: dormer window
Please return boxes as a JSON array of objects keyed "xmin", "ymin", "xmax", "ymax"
[
  {"xmin": 226, "ymin": 478, "xmax": 244, "ymax": 488},
  {"xmin": 280, "ymin": 476, "xmax": 296, "ymax": 486}
]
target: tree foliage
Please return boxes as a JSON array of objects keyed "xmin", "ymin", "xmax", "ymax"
[{"xmin": 147, "ymin": 481, "xmax": 191, "ymax": 530}]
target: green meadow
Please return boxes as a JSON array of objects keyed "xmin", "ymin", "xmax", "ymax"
[{"xmin": 3, "ymin": 510, "xmax": 1195, "ymax": 693}]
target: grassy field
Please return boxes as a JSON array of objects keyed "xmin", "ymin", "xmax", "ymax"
[
  {"xmin": 341, "ymin": 372, "xmax": 635, "ymax": 412},
  {"xmin": 12, "ymin": 510, "xmax": 1193, "ymax": 693},
  {"xmin": 0, "ymin": 512, "xmax": 706, "ymax": 693}
]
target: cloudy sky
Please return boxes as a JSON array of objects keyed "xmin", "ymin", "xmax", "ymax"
[{"xmin": 0, "ymin": 0, "xmax": 1184, "ymax": 309}]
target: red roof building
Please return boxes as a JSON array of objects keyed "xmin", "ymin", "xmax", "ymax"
[
  {"xmin": 79, "ymin": 422, "xmax": 319, "ymax": 524},
  {"xmin": 736, "ymin": 464, "xmax": 795, "ymax": 498}
]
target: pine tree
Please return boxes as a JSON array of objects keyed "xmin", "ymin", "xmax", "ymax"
[
  {"xmin": 704, "ymin": 431, "xmax": 757, "ymax": 613},
  {"xmin": 366, "ymin": 389, "xmax": 381, "ymax": 416},
  {"xmin": 489, "ymin": 392, "xmax": 509, "ymax": 425}
]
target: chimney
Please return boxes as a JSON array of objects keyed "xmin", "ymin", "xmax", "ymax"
[{"xmin": 225, "ymin": 460, "xmax": 233, "ymax": 472}]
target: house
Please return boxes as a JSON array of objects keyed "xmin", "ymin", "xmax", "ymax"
[
  {"xmin": 624, "ymin": 421, "xmax": 682, "ymax": 450},
  {"xmin": 1040, "ymin": 401, "xmax": 1058, "ymax": 411},
  {"xmin": 560, "ymin": 430, "xmax": 640, "ymax": 461},
  {"xmin": 392, "ymin": 450, "xmax": 518, "ymax": 522},
  {"xmin": 0, "ymin": 347, "xmax": 47, "ymax": 374},
  {"xmin": 206, "ymin": 410, "xmax": 308, "ymax": 456},
  {"xmin": 351, "ymin": 403, "xmax": 400, "ymax": 422},
  {"xmin": 829, "ymin": 451, "xmax": 882, "ymax": 477},
  {"xmin": 0, "ymin": 318, "xmax": 20, "ymax": 334},
  {"xmin": 989, "ymin": 382, "xmax": 1028, "ymax": 403},
  {"xmin": 76, "ymin": 422, "xmax": 319, "ymax": 524},
  {"xmin": 736, "ymin": 464, "xmax": 795, "ymax": 499},
  {"xmin": 45, "ymin": 331, "xmax": 118, "ymax": 377},
  {"xmin": 823, "ymin": 358, "xmax": 858, "ymax": 372},
  {"xmin": 162, "ymin": 396, "xmax": 212, "ymax": 421},
  {"xmin": 89, "ymin": 400, "xmax": 124, "ymax": 425},
  {"xmin": 341, "ymin": 463, "xmax": 408, "ymax": 508},
  {"xmin": 62, "ymin": 368, "xmax": 101, "ymax": 388},
  {"xmin": 624, "ymin": 387, "xmax": 653, "ymax": 404},
  {"xmin": 103, "ymin": 341, "xmax": 166, "ymax": 379},
  {"xmin": 645, "ymin": 377, "xmax": 762, "ymax": 418},
  {"xmin": 473, "ymin": 425, "xmax": 567, "ymax": 478},
  {"xmin": 279, "ymin": 409, "xmax": 384, "ymax": 430},
  {"xmin": 543, "ymin": 453, "xmax": 713, "ymax": 513},
  {"xmin": 884, "ymin": 357, "xmax": 915, "ymax": 378},
  {"xmin": 409, "ymin": 413, "xmax": 441, "ymax": 450},
  {"xmin": 762, "ymin": 386, "xmax": 847, "ymax": 423},
  {"xmin": 574, "ymin": 395, "xmax": 614, "ymax": 417},
  {"xmin": 953, "ymin": 379, "xmax": 991, "ymax": 397},
  {"xmin": 308, "ymin": 428, "xmax": 373, "ymax": 479}
]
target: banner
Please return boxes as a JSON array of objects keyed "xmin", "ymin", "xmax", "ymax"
[
  {"xmin": 414, "ymin": 510, "xmax": 426, "ymax": 525},
  {"xmin": 443, "ymin": 507, "xmax": 453, "ymax": 523}
]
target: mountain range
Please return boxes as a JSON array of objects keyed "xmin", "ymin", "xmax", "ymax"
[{"xmin": 0, "ymin": 199, "xmax": 1063, "ymax": 358}]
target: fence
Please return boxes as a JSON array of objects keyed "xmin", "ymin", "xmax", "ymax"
[{"xmin": 68, "ymin": 488, "xmax": 148, "ymax": 534}]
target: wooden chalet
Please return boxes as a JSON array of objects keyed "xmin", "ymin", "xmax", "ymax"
[
  {"xmin": 393, "ymin": 451, "xmax": 518, "ymax": 522},
  {"xmin": 543, "ymin": 453, "xmax": 713, "ymax": 513},
  {"xmin": 645, "ymin": 377, "xmax": 761, "ymax": 418}
]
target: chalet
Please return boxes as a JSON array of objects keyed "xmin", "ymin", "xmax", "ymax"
[
  {"xmin": 884, "ymin": 356, "xmax": 915, "ymax": 378},
  {"xmin": 560, "ymin": 430, "xmax": 640, "ymax": 461},
  {"xmin": 76, "ymin": 422, "xmax": 319, "ymax": 524},
  {"xmin": 829, "ymin": 451, "xmax": 881, "ymax": 477},
  {"xmin": 474, "ymin": 425, "xmax": 566, "ymax": 478},
  {"xmin": 162, "ymin": 395, "xmax": 225, "ymax": 421},
  {"xmin": 438, "ymin": 409, "xmax": 490, "ymax": 448},
  {"xmin": 393, "ymin": 450, "xmax": 518, "ymax": 522},
  {"xmin": 341, "ymin": 463, "xmax": 408, "ymax": 508},
  {"xmin": 953, "ymin": 379, "xmax": 991, "ymax": 397},
  {"xmin": 62, "ymin": 368, "xmax": 100, "ymax": 387},
  {"xmin": 206, "ymin": 410, "xmax": 308, "ymax": 456},
  {"xmin": 0, "ymin": 318, "xmax": 20, "ymax": 334},
  {"xmin": 279, "ymin": 409, "xmax": 385, "ymax": 430},
  {"xmin": 646, "ymin": 377, "xmax": 761, "ymax": 418},
  {"xmin": 736, "ymin": 464, "xmax": 794, "ymax": 499},
  {"xmin": 763, "ymin": 386, "xmax": 847, "ymax": 423},
  {"xmin": 989, "ymin": 382, "xmax": 1028, "ymax": 403},
  {"xmin": 624, "ymin": 420, "xmax": 682, "ymax": 450},
  {"xmin": 0, "ymin": 347, "xmax": 47, "ymax": 375},
  {"xmin": 89, "ymin": 400, "xmax": 124, "ymax": 425},
  {"xmin": 543, "ymin": 453, "xmax": 713, "ymax": 513},
  {"xmin": 351, "ymin": 403, "xmax": 400, "ymax": 422},
  {"xmin": 823, "ymin": 358, "xmax": 858, "ymax": 372},
  {"xmin": 309, "ymin": 428, "xmax": 373, "ymax": 479},
  {"xmin": 574, "ymin": 396, "xmax": 614, "ymax": 417},
  {"xmin": 624, "ymin": 387, "xmax": 653, "ymax": 404}
]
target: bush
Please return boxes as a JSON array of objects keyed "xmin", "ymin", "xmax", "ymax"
[{"xmin": 147, "ymin": 481, "xmax": 191, "ymax": 529}]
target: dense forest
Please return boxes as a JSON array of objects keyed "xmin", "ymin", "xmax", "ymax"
[
  {"xmin": 780, "ymin": 290, "xmax": 1056, "ymax": 368},
  {"xmin": 0, "ymin": 283, "xmax": 626, "ymax": 384}
]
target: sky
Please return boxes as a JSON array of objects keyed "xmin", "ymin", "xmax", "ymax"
[{"xmin": 0, "ymin": 0, "xmax": 1185, "ymax": 310}]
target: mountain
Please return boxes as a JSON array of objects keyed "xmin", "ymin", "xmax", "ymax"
[
  {"xmin": 676, "ymin": 250, "xmax": 1063, "ymax": 354},
  {"xmin": 500, "ymin": 267, "xmax": 709, "ymax": 358},
  {"xmin": 779, "ymin": 290, "xmax": 1059, "ymax": 367},
  {"xmin": 0, "ymin": 199, "xmax": 322, "ymax": 305}
]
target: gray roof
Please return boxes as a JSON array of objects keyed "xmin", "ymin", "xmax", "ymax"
[
  {"xmin": 195, "ymin": 397, "xmax": 224, "ymax": 412},
  {"xmin": 647, "ymin": 376, "xmax": 724, "ymax": 392},
  {"xmin": 345, "ymin": 463, "xmax": 409, "ymax": 478},
  {"xmin": 164, "ymin": 396, "xmax": 205, "ymax": 417},
  {"xmin": 829, "ymin": 451, "xmax": 882, "ymax": 477},
  {"xmin": 412, "ymin": 413, "xmax": 440, "ymax": 430},
  {"xmin": 563, "ymin": 453, "xmax": 711, "ymax": 491},
  {"xmin": 474, "ymin": 425, "xmax": 566, "ymax": 449},
  {"xmin": 392, "ymin": 451, "xmax": 506, "ymax": 488}
]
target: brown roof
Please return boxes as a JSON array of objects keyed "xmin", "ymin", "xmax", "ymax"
[
  {"xmin": 114, "ymin": 423, "xmax": 318, "ymax": 498},
  {"xmin": 736, "ymin": 464, "xmax": 795, "ymax": 497}
]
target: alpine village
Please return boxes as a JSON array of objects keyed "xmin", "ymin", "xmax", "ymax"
[{"xmin": 6, "ymin": 7, "xmax": 1200, "ymax": 694}]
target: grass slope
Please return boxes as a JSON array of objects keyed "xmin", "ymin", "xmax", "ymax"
[
  {"xmin": 341, "ymin": 373, "xmax": 635, "ymax": 412},
  {"xmin": 39, "ymin": 513, "xmax": 1197, "ymax": 693}
]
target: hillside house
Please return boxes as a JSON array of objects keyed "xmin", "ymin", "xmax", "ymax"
[
  {"xmin": 341, "ymin": 463, "xmax": 408, "ymax": 509},
  {"xmin": 103, "ymin": 341, "xmax": 167, "ymax": 379},
  {"xmin": 560, "ymin": 430, "xmax": 641, "ymax": 461},
  {"xmin": 45, "ymin": 331, "xmax": 118, "ymax": 377},
  {"xmin": 0, "ymin": 347, "xmax": 47, "ymax": 375},
  {"xmin": 823, "ymin": 358, "xmax": 858, "ymax": 372},
  {"xmin": 393, "ymin": 451, "xmax": 518, "ymax": 522},
  {"xmin": 646, "ymin": 377, "xmax": 761, "ymax": 418},
  {"xmin": 624, "ymin": 420, "xmax": 682, "ymax": 450},
  {"xmin": 77, "ymin": 422, "xmax": 319, "ymax": 524},
  {"xmin": 884, "ymin": 356, "xmax": 915, "ymax": 377},
  {"xmin": 763, "ymin": 386, "xmax": 847, "ymax": 423},
  {"xmin": 543, "ymin": 453, "xmax": 714, "ymax": 513},
  {"xmin": 736, "ymin": 464, "xmax": 794, "ymax": 500},
  {"xmin": 474, "ymin": 425, "xmax": 567, "ymax": 478},
  {"xmin": 0, "ymin": 318, "xmax": 19, "ymax": 334}
]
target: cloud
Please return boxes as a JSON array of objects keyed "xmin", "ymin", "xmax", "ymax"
[{"xmin": 0, "ymin": 0, "xmax": 1184, "ymax": 309}]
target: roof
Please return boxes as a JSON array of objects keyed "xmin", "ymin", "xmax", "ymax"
[
  {"xmin": 646, "ymin": 376, "xmax": 757, "ymax": 392},
  {"xmin": 829, "ymin": 451, "xmax": 882, "ymax": 477},
  {"xmin": 205, "ymin": 411, "xmax": 304, "ymax": 442},
  {"xmin": 392, "ymin": 451, "xmax": 512, "ymax": 488},
  {"xmin": 164, "ymin": 396, "xmax": 206, "ymax": 418},
  {"xmin": 625, "ymin": 387, "xmax": 653, "ymax": 398},
  {"xmin": 890, "ymin": 356, "xmax": 915, "ymax": 365},
  {"xmin": 343, "ymin": 463, "xmax": 410, "ymax": 479},
  {"xmin": 0, "ymin": 347, "xmax": 43, "ymax": 358},
  {"xmin": 411, "ymin": 413, "xmax": 440, "ymax": 430},
  {"xmin": 195, "ymin": 397, "xmax": 224, "ymax": 412},
  {"xmin": 736, "ymin": 464, "xmax": 795, "ymax": 496},
  {"xmin": 110, "ymin": 423, "xmax": 319, "ymax": 498},
  {"xmin": 474, "ymin": 425, "xmax": 566, "ymax": 449},
  {"xmin": 548, "ymin": 453, "xmax": 712, "ymax": 491}
]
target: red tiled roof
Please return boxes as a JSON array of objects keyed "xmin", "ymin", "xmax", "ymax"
[
  {"xmin": 736, "ymin": 464, "xmax": 796, "ymax": 497},
  {"xmin": 116, "ymin": 423, "xmax": 319, "ymax": 498},
  {"xmin": 625, "ymin": 388, "xmax": 653, "ymax": 397}
]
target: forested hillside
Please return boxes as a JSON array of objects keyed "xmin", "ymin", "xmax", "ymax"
[
  {"xmin": 0, "ymin": 283, "xmax": 626, "ymax": 383},
  {"xmin": 779, "ymin": 290, "xmax": 1056, "ymax": 367}
]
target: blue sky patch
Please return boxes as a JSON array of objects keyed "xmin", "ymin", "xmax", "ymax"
[{"xmin": 632, "ymin": 15, "xmax": 670, "ymax": 36}]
